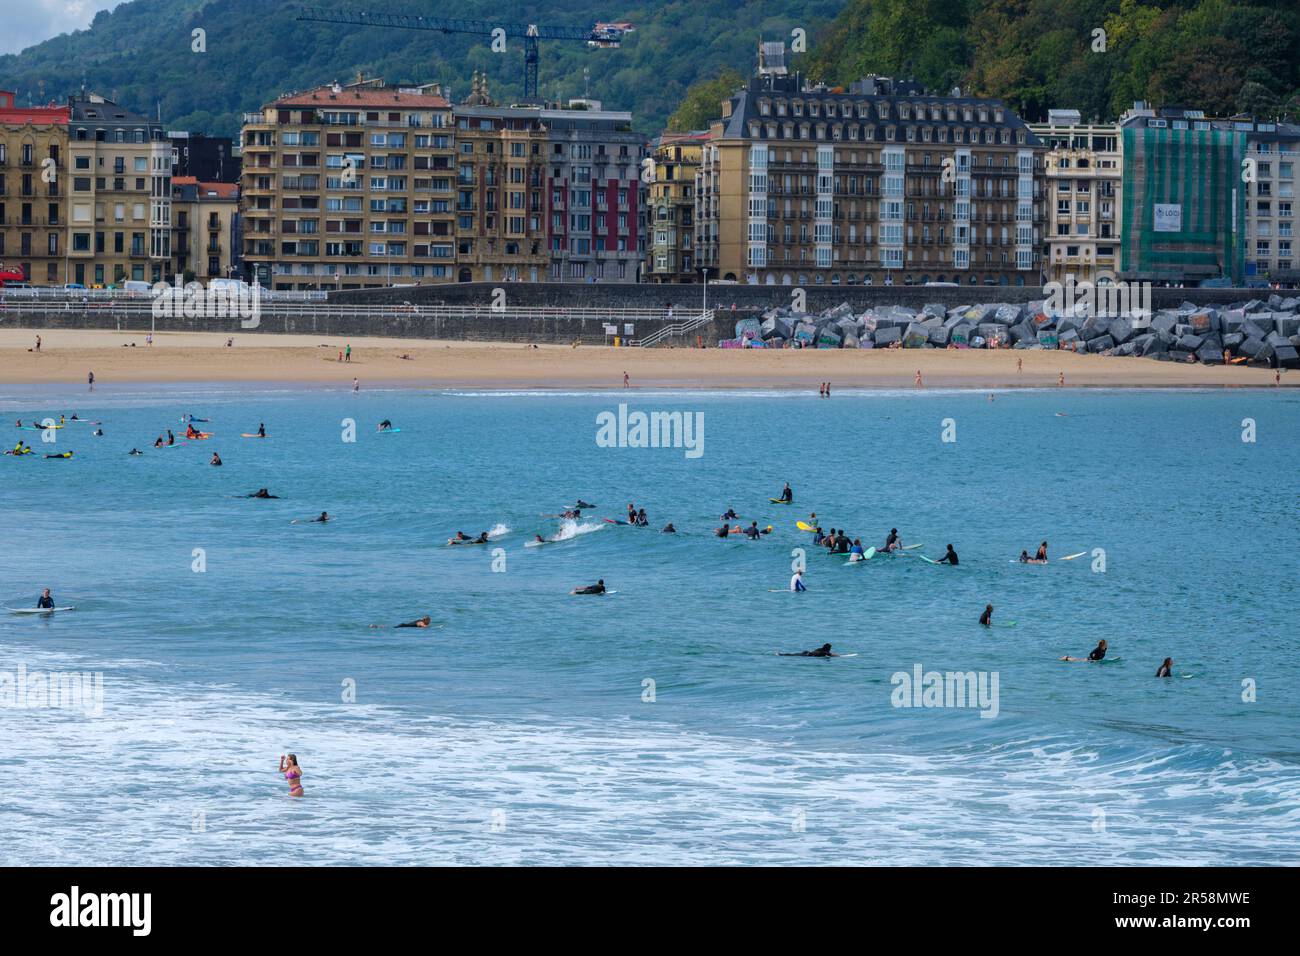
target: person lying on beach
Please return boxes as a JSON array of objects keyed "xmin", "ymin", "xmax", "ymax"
[
  {"xmin": 778, "ymin": 643, "xmax": 837, "ymax": 657},
  {"xmin": 572, "ymin": 579, "xmax": 606, "ymax": 595},
  {"xmin": 1061, "ymin": 640, "xmax": 1108, "ymax": 662}
]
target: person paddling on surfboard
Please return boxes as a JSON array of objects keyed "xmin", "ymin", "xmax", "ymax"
[
  {"xmin": 1061, "ymin": 639, "xmax": 1107, "ymax": 662},
  {"xmin": 312, "ymin": 512, "xmax": 329, "ymax": 523},
  {"xmin": 378, "ymin": 419, "xmax": 393, "ymax": 432},
  {"xmin": 37, "ymin": 588, "xmax": 54, "ymax": 610},
  {"xmin": 572, "ymin": 579, "xmax": 606, "ymax": 595},
  {"xmin": 575, "ymin": 499, "xmax": 595, "ymax": 510},
  {"xmin": 937, "ymin": 544, "xmax": 959, "ymax": 566},
  {"xmin": 778, "ymin": 643, "xmax": 837, "ymax": 657},
  {"xmin": 247, "ymin": 488, "xmax": 280, "ymax": 499},
  {"xmin": 979, "ymin": 604, "xmax": 993, "ymax": 627}
]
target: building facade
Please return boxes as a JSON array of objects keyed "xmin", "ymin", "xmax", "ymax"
[
  {"xmin": 1029, "ymin": 110, "xmax": 1122, "ymax": 284},
  {"xmin": 240, "ymin": 77, "xmax": 456, "ymax": 290},
  {"xmin": 1242, "ymin": 122, "xmax": 1299, "ymax": 285},
  {"xmin": 0, "ymin": 90, "xmax": 69, "ymax": 285},
  {"xmin": 170, "ymin": 132, "xmax": 240, "ymax": 183},
  {"xmin": 697, "ymin": 44, "xmax": 1046, "ymax": 288},
  {"xmin": 646, "ymin": 131, "xmax": 707, "ymax": 283},
  {"xmin": 64, "ymin": 92, "xmax": 172, "ymax": 287},
  {"xmin": 171, "ymin": 177, "xmax": 240, "ymax": 281},
  {"xmin": 1118, "ymin": 103, "xmax": 1246, "ymax": 286}
]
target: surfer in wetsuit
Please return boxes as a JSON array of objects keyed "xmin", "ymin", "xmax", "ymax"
[
  {"xmin": 210, "ymin": 452, "xmax": 222, "ymax": 466},
  {"xmin": 575, "ymin": 499, "xmax": 595, "ymax": 510},
  {"xmin": 1156, "ymin": 657, "xmax": 1173, "ymax": 678},
  {"xmin": 626, "ymin": 503, "xmax": 637, "ymax": 524},
  {"xmin": 129, "ymin": 448, "xmax": 143, "ymax": 456},
  {"xmin": 715, "ymin": 523, "xmax": 731, "ymax": 538},
  {"xmin": 167, "ymin": 429, "xmax": 176, "ymax": 446},
  {"xmin": 257, "ymin": 422, "xmax": 266, "ymax": 438},
  {"xmin": 780, "ymin": 483, "xmax": 793, "ymax": 503},
  {"xmin": 378, "ymin": 420, "xmax": 392, "ymax": 431},
  {"xmin": 37, "ymin": 589, "xmax": 54, "ymax": 609},
  {"xmin": 572, "ymin": 579, "xmax": 606, "ymax": 595},
  {"xmin": 812, "ymin": 527, "xmax": 825, "ymax": 546},
  {"xmin": 396, "ymin": 616, "xmax": 432, "ymax": 628},
  {"xmin": 661, "ymin": 523, "xmax": 676, "ymax": 533},
  {"xmin": 473, "ymin": 531, "xmax": 490, "ymax": 544},
  {"xmin": 979, "ymin": 604, "xmax": 993, "ymax": 627},
  {"xmin": 721, "ymin": 507, "xmax": 739, "ymax": 521},
  {"xmin": 1035, "ymin": 541, "xmax": 1048, "ymax": 561},
  {"xmin": 636, "ymin": 508, "xmax": 648, "ymax": 527},
  {"xmin": 248, "ymin": 488, "xmax": 279, "ymax": 499},
  {"xmin": 882, "ymin": 528, "xmax": 901, "ymax": 553},
  {"xmin": 790, "ymin": 569, "xmax": 806, "ymax": 592},
  {"xmin": 1061, "ymin": 639, "xmax": 1108, "ymax": 662},
  {"xmin": 938, "ymin": 544, "xmax": 959, "ymax": 565},
  {"xmin": 533, "ymin": 534, "xmax": 547, "ymax": 544},
  {"xmin": 312, "ymin": 512, "xmax": 329, "ymax": 523},
  {"xmin": 744, "ymin": 522, "xmax": 762, "ymax": 539},
  {"xmin": 779, "ymin": 643, "xmax": 837, "ymax": 657},
  {"xmin": 849, "ymin": 538, "xmax": 865, "ymax": 559}
]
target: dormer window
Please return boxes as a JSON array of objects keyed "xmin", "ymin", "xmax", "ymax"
[{"xmin": 759, "ymin": 99, "xmax": 770, "ymax": 116}]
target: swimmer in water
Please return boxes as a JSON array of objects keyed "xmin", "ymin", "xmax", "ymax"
[
  {"xmin": 744, "ymin": 521, "xmax": 762, "ymax": 539},
  {"xmin": 938, "ymin": 544, "xmax": 959, "ymax": 565},
  {"xmin": 661, "ymin": 523, "xmax": 676, "ymax": 533},
  {"xmin": 129, "ymin": 448, "xmax": 143, "ymax": 456},
  {"xmin": 278, "ymin": 754, "xmax": 304, "ymax": 797},
  {"xmin": 575, "ymin": 499, "xmax": 595, "ymax": 510},
  {"xmin": 572, "ymin": 579, "xmax": 606, "ymax": 595},
  {"xmin": 1061, "ymin": 639, "xmax": 1108, "ymax": 662},
  {"xmin": 979, "ymin": 604, "xmax": 993, "ymax": 626},
  {"xmin": 715, "ymin": 523, "xmax": 731, "ymax": 538},
  {"xmin": 778, "ymin": 643, "xmax": 837, "ymax": 657},
  {"xmin": 1156, "ymin": 657, "xmax": 1173, "ymax": 678},
  {"xmin": 210, "ymin": 452, "xmax": 222, "ymax": 466},
  {"xmin": 721, "ymin": 507, "xmax": 739, "ymax": 521},
  {"xmin": 312, "ymin": 511, "xmax": 329, "ymax": 523}
]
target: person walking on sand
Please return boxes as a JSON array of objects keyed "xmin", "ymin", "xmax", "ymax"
[
  {"xmin": 1058, "ymin": 371, "xmax": 1065, "ymax": 387},
  {"xmin": 623, "ymin": 371, "xmax": 630, "ymax": 389},
  {"xmin": 345, "ymin": 343, "xmax": 352, "ymax": 363},
  {"xmin": 34, "ymin": 335, "xmax": 41, "ymax": 352},
  {"xmin": 1017, "ymin": 357, "xmax": 1022, "ymax": 373}
]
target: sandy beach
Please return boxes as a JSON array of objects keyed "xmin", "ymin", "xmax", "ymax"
[{"xmin": 1, "ymin": 327, "xmax": 1290, "ymax": 388}]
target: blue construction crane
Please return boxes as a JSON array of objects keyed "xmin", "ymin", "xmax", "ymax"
[{"xmin": 295, "ymin": 5, "xmax": 625, "ymax": 100}]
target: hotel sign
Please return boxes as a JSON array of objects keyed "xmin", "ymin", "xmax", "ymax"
[{"xmin": 1153, "ymin": 204, "xmax": 1182, "ymax": 232}]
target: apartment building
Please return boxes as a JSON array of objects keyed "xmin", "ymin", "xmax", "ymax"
[
  {"xmin": 1242, "ymin": 122, "xmax": 1300, "ymax": 284},
  {"xmin": 170, "ymin": 132, "xmax": 240, "ymax": 183},
  {"xmin": 0, "ymin": 90, "xmax": 69, "ymax": 285},
  {"xmin": 697, "ymin": 43, "xmax": 1046, "ymax": 288},
  {"xmin": 171, "ymin": 177, "xmax": 240, "ymax": 281},
  {"xmin": 241, "ymin": 77, "xmax": 455, "ymax": 290},
  {"xmin": 541, "ymin": 99, "xmax": 645, "ymax": 282},
  {"xmin": 1118, "ymin": 103, "xmax": 1247, "ymax": 285},
  {"xmin": 1029, "ymin": 110, "xmax": 1122, "ymax": 284},
  {"xmin": 64, "ymin": 92, "xmax": 172, "ymax": 287},
  {"xmin": 646, "ymin": 131, "xmax": 707, "ymax": 283}
]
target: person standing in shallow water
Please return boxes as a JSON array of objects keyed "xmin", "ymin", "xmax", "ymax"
[{"xmin": 279, "ymin": 754, "xmax": 304, "ymax": 797}]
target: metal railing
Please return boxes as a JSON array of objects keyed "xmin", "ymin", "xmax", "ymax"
[{"xmin": 629, "ymin": 310, "xmax": 715, "ymax": 347}]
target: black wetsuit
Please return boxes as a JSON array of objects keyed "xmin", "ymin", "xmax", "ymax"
[
  {"xmin": 883, "ymin": 532, "xmax": 899, "ymax": 551},
  {"xmin": 1156, "ymin": 663, "xmax": 1172, "ymax": 677},
  {"xmin": 574, "ymin": 583, "xmax": 606, "ymax": 595},
  {"xmin": 662, "ymin": 524, "xmax": 676, "ymax": 533},
  {"xmin": 744, "ymin": 525, "xmax": 761, "ymax": 539},
  {"xmin": 1087, "ymin": 644, "xmax": 1107, "ymax": 661},
  {"xmin": 37, "ymin": 595, "xmax": 54, "ymax": 609},
  {"xmin": 779, "ymin": 647, "xmax": 834, "ymax": 658},
  {"xmin": 396, "ymin": 620, "xmax": 427, "ymax": 628},
  {"xmin": 939, "ymin": 548, "xmax": 959, "ymax": 565},
  {"xmin": 780, "ymin": 487, "xmax": 792, "ymax": 502},
  {"xmin": 979, "ymin": 609, "xmax": 992, "ymax": 626}
]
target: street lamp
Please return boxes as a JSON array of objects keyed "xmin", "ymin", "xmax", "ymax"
[{"xmin": 700, "ymin": 266, "xmax": 709, "ymax": 314}]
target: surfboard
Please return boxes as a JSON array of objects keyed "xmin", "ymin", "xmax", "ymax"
[
  {"xmin": 68, "ymin": 420, "xmax": 102, "ymax": 425},
  {"xmin": 5, "ymin": 606, "xmax": 76, "ymax": 613},
  {"xmin": 377, "ymin": 428, "xmax": 402, "ymax": 434},
  {"xmin": 901, "ymin": 543, "xmax": 924, "ymax": 550},
  {"xmin": 768, "ymin": 498, "xmax": 791, "ymax": 504},
  {"xmin": 914, "ymin": 554, "xmax": 940, "ymax": 564},
  {"xmin": 240, "ymin": 433, "xmax": 268, "ymax": 438},
  {"xmin": 796, "ymin": 521, "xmax": 817, "ymax": 532},
  {"xmin": 1060, "ymin": 551, "xmax": 1088, "ymax": 561},
  {"xmin": 603, "ymin": 518, "xmax": 629, "ymax": 525}
]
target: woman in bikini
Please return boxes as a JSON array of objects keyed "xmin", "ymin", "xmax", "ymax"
[{"xmin": 279, "ymin": 754, "xmax": 304, "ymax": 797}]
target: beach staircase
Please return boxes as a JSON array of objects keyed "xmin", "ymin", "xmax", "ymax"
[{"xmin": 630, "ymin": 310, "xmax": 716, "ymax": 347}]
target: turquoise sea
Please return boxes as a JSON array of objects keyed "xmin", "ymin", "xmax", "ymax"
[{"xmin": 1, "ymin": 383, "xmax": 1297, "ymax": 865}]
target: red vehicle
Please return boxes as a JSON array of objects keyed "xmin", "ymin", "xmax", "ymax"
[{"xmin": 0, "ymin": 265, "xmax": 26, "ymax": 287}]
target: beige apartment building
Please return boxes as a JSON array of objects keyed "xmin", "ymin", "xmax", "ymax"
[
  {"xmin": 646, "ymin": 131, "xmax": 707, "ymax": 283},
  {"xmin": 1029, "ymin": 110, "xmax": 1122, "ymax": 284},
  {"xmin": 241, "ymin": 77, "xmax": 455, "ymax": 290},
  {"xmin": 0, "ymin": 91, "xmax": 68, "ymax": 285},
  {"xmin": 697, "ymin": 43, "xmax": 1046, "ymax": 289},
  {"xmin": 64, "ymin": 92, "xmax": 172, "ymax": 287},
  {"xmin": 1243, "ymin": 124, "xmax": 1300, "ymax": 284},
  {"xmin": 171, "ymin": 177, "xmax": 239, "ymax": 281}
]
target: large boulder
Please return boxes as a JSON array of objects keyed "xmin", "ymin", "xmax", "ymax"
[
  {"xmin": 874, "ymin": 326, "xmax": 902, "ymax": 347},
  {"xmin": 761, "ymin": 315, "xmax": 793, "ymax": 340},
  {"xmin": 1195, "ymin": 343, "xmax": 1225, "ymax": 364},
  {"xmin": 1274, "ymin": 344, "xmax": 1300, "ymax": 368},
  {"xmin": 793, "ymin": 321, "xmax": 817, "ymax": 347},
  {"xmin": 903, "ymin": 322, "xmax": 931, "ymax": 348},
  {"xmin": 1177, "ymin": 334, "xmax": 1204, "ymax": 351},
  {"xmin": 1087, "ymin": 334, "xmax": 1115, "ymax": 353},
  {"xmin": 1108, "ymin": 317, "xmax": 1134, "ymax": 345}
]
